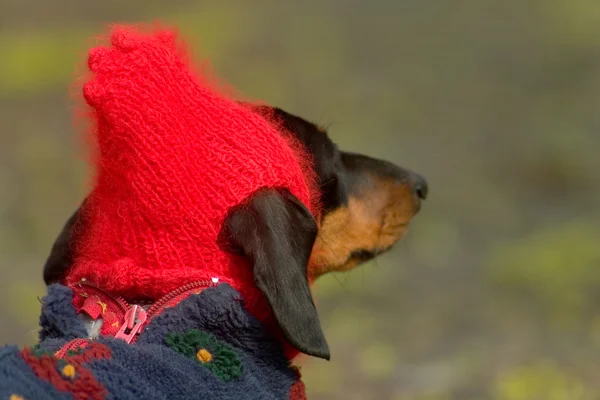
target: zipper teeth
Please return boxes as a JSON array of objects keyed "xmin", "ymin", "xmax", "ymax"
[
  {"xmin": 145, "ymin": 280, "xmax": 216, "ymax": 317},
  {"xmin": 77, "ymin": 281, "xmax": 130, "ymax": 312},
  {"xmin": 55, "ymin": 338, "xmax": 89, "ymax": 359},
  {"xmin": 74, "ymin": 279, "xmax": 218, "ymax": 345}
]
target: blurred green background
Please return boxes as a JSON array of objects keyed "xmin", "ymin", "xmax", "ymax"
[{"xmin": 1, "ymin": 0, "xmax": 600, "ymax": 398}]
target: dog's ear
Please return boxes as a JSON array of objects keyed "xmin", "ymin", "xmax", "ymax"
[
  {"xmin": 221, "ymin": 188, "xmax": 330, "ymax": 360},
  {"xmin": 43, "ymin": 207, "xmax": 80, "ymax": 285}
]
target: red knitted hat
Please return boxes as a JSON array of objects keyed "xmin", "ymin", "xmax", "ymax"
[{"xmin": 66, "ymin": 25, "xmax": 318, "ymax": 318}]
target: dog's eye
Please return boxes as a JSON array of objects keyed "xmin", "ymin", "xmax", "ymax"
[{"xmin": 349, "ymin": 249, "xmax": 376, "ymax": 262}]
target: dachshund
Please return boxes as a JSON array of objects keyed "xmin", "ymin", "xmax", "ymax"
[{"xmin": 41, "ymin": 106, "xmax": 428, "ymax": 360}]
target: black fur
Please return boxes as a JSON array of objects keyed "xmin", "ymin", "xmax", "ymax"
[
  {"xmin": 42, "ymin": 208, "xmax": 79, "ymax": 286},
  {"xmin": 341, "ymin": 152, "xmax": 428, "ymax": 201},
  {"xmin": 266, "ymin": 107, "xmax": 348, "ymax": 213}
]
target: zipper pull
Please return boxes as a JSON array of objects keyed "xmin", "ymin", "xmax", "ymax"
[{"xmin": 114, "ymin": 305, "xmax": 147, "ymax": 344}]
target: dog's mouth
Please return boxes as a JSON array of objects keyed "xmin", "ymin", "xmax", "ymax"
[{"xmin": 347, "ymin": 241, "xmax": 397, "ymax": 264}]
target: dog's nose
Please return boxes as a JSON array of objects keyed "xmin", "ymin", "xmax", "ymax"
[{"xmin": 412, "ymin": 174, "xmax": 428, "ymax": 200}]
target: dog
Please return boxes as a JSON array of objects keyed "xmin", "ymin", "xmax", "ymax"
[
  {"xmin": 0, "ymin": 104, "xmax": 427, "ymax": 400},
  {"xmin": 2, "ymin": 26, "xmax": 427, "ymax": 397}
]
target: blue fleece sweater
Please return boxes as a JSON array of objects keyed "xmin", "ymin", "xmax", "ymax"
[{"xmin": 0, "ymin": 284, "xmax": 307, "ymax": 400}]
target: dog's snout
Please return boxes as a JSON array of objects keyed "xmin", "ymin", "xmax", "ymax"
[
  {"xmin": 412, "ymin": 174, "xmax": 428, "ymax": 200},
  {"xmin": 340, "ymin": 152, "xmax": 428, "ymax": 202}
]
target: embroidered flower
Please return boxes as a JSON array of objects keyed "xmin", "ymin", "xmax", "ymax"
[
  {"xmin": 55, "ymin": 359, "xmax": 77, "ymax": 380},
  {"xmin": 20, "ymin": 342, "xmax": 111, "ymax": 400},
  {"xmin": 165, "ymin": 329, "xmax": 243, "ymax": 382}
]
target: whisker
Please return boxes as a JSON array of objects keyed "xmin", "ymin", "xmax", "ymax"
[
  {"xmin": 332, "ymin": 273, "xmax": 347, "ymax": 289},
  {"xmin": 24, "ymin": 327, "xmax": 40, "ymax": 340},
  {"xmin": 319, "ymin": 177, "xmax": 336, "ymax": 188}
]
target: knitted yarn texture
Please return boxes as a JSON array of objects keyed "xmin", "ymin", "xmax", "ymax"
[{"xmin": 65, "ymin": 25, "xmax": 318, "ymax": 322}]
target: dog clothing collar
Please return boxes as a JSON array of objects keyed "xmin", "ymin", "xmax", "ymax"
[{"xmin": 69, "ymin": 277, "xmax": 221, "ymax": 342}]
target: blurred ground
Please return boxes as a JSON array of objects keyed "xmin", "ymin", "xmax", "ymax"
[{"xmin": 1, "ymin": 1, "xmax": 599, "ymax": 399}]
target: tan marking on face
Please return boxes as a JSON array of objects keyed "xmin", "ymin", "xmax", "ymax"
[{"xmin": 308, "ymin": 178, "xmax": 418, "ymax": 280}]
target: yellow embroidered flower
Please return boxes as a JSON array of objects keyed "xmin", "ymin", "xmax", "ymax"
[{"xmin": 61, "ymin": 364, "xmax": 76, "ymax": 379}]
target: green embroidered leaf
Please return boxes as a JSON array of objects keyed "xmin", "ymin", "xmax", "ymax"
[
  {"xmin": 29, "ymin": 344, "xmax": 53, "ymax": 358},
  {"xmin": 165, "ymin": 329, "xmax": 243, "ymax": 382}
]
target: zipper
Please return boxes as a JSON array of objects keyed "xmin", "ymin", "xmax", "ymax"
[
  {"xmin": 76, "ymin": 278, "xmax": 130, "ymax": 314},
  {"xmin": 145, "ymin": 278, "xmax": 219, "ymax": 317},
  {"xmin": 114, "ymin": 304, "xmax": 147, "ymax": 343},
  {"xmin": 55, "ymin": 338, "xmax": 89, "ymax": 359},
  {"xmin": 74, "ymin": 277, "xmax": 220, "ymax": 345}
]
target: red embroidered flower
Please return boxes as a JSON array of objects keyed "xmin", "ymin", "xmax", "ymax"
[{"xmin": 21, "ymin": 341, "xmax": 111, "ymax": 400}]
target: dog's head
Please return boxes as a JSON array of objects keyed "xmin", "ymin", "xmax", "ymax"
[{"xmin": 43, "ymin": 107, "xmax": 427, "ymax": 360}]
